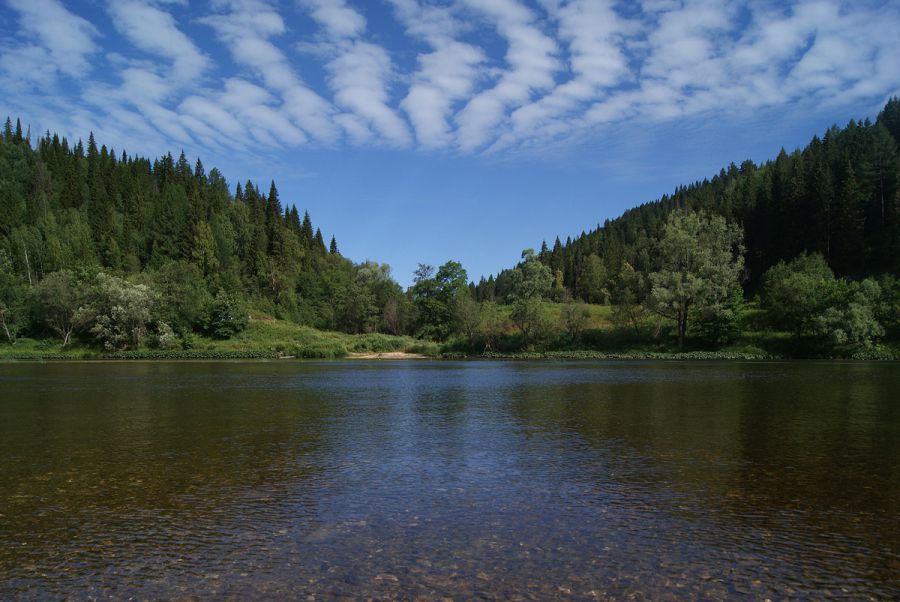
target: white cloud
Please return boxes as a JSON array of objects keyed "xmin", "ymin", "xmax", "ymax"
[
  {"xmin": 302, "ymin": 0, "xmax": 411, "ymax": 146},
  {"xmin": 107, "ymin": 0, "xmax": 209, "ymax": 82},
  {"xmin": 202, "ymin": 0, "xmax": 339, "ymax": 144},
  {"xmin": 2, "ymin": 0, "xmax": 899, "ymax": 158},
  {"xmin": 298, "ymin": 0, "xmax": 366, "ymax": 39},
  {"xmin": 455, "ymin": 0, "xmax": 560, "ymax": 151},
  {"xmin": 4, "ymin": 0, "xmax": 98, "ymax": 78},
  {"xmin": 491, "ymin": 0, "xmax": 631, "ymax": 151},
  {"xmin": 392, "ymin": 0, "xmax": 486, "ymax": 148},
  {"xmin": 327, "ymin": 41, "xmax": 411, "ymax": 146}
]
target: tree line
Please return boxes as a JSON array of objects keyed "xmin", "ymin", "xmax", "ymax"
[
  {"xmin": 0, "ymin": 117, "xmax": 414, "ymax": 347},
  {"xmin": 476, "ymin": 99, "xmax": 900, "ymax": 302},
  {"xmin": 1, "ymin": 100, "xmax": 899, "ymax": 357}
]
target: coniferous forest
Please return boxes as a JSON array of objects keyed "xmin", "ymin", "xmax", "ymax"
[{"xmin": 1, "ymin": 100, "xmax": 899, "ymax": 359}]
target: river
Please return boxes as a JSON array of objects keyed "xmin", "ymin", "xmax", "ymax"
[{"xmin": 0, "ymin": 360, "xmax": 897, "ymax": 599}]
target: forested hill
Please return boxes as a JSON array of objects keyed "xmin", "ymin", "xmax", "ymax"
[
  {"xmin": 475, "ymin": 99, "xmax": 900, "ymax": 303},
  {"xmin": 0, "ymin": 117, "xmax": 404, "ymax": 335}
]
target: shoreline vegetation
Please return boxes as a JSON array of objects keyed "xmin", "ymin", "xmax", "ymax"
[
  {"xmin": 2, "ymin": 101, "xmax": 899, "ymax": 361},
  {"xmin": 1, "ymin": 307, "xmax": 896, "ymax": 362}
]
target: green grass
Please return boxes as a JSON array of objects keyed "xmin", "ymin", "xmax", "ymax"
[
  {"xmin": 0, "ymin": 316, "xmax": 437, "ymax": 361},
  {"xmin": 1, "ymin": 303, "xmax": 895, "ymax": 361}
]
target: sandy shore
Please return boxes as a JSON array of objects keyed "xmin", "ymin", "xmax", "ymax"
[{"xmin": 346, "ymin": 351, "xmax": 430, "ymax": 360}]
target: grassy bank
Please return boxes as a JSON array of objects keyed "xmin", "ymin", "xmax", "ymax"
[
  {"xmin": 442, "ymin": 350, "xmax": 779, "ymax": 360},
  {"xmin": 2, "ymin": 303, "xmax": 896, "ymax": 362},
  {"xmin": 0, "ymin": 317, "xmax": 439, "ymax": 361}
]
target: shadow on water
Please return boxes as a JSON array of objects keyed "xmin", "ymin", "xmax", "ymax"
[{"xmin": 0, "ymin": 360, "xmax": 897, "ymax": 599}]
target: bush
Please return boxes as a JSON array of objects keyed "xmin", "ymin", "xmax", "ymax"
[
  {"xmin": 205, "ymin": 292, "xmax": 248, "ymax": 339},
  {"xmin": 81, "ymin": 273, "xmax": 156, "ymax": 351},
  {"xmin": 152, "ymin": 322, "xmax": 179, "ymax": 350}
]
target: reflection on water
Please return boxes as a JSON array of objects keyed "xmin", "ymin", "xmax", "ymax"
[{"xmin": 0, "ymin": 360, "xmax": 898, "ymax": 599}]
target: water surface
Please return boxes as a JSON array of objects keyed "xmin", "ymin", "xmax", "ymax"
[{"xmin": 1, "ymin": 360, "xmax": 898, "ymax": 599}]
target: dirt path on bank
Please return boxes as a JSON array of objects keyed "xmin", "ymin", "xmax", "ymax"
[{"xmin": 346, "ymin": 351, "xmax": 431, "ymax": 360}]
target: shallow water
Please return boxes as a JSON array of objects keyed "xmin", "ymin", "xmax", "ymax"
[{"xmin": 0, "ymin": 360, "xmax": 898, "ymax": 599}]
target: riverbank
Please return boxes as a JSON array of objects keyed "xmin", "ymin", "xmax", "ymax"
[
  {"xmin": 2, "ymin": 313, "xmax": 896, "ymax": 362},
  {"xmin": 3, "ymin": 347, "xmax": 897, "ymax": 362},
  {"xmin": 0, "ymin": 318, "xmax": 439, "ymax": 361}
]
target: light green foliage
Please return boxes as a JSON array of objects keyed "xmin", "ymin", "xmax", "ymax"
[
  {"xmin": 31, "ymin": 270, "xmax": 91, "ymax": 346},
  {"xmin": 152, "ymin": 261, "xmax": 212, "ymax": 334},
  {"xmin": 510, "ymin": 300, "xmax": 551, "ymax": 347},
  {"xmin": 336, "ymin": 276, "xmax": 377, "ymax": 334},
  {"xmin": 153, "ymin": 322, "xmax": 179, "ymax": 350},
  {"xmin": 578, "ymin": 254, "xmax": 607, "ymax": 304},
  {"xmin": 206, "ymin": 291, "xmax": 248, "ymax": 339},
  {"xmin": 560, "ymin": 301, "xmax": 590, "ymax": 344},
  {"xmin": 645, "ymin": 211, "xmax": 744, "ymax": 348},
  {"xmin": 0, "ymin": 250, "xmax": 27, "ymax": 343},
  {"xmin": 477, "ymin": 300, "xmax": 505, "ymax": 351},
  {"xmin": 689, "ymin": 283, "xmax": 745, "ymax": 346},
  {"xmin": 874, "ymin": 274, "xmax": 900, "ymax": 333},
  {"xmin": 508, "ymin": 249, "xmax": 552, "ymax": 303},
  {"xmin": 762, "ymin": 252, "xmax": 837, "ymax": 338},
  {"xmin": 509, "ymin": 249, "xmax": 553, "ymax": 346},
  {"xmin": 453, "ymin": 292, "xmax": 482, "ymax": 347},
  {"xmin": 551, "ymin": 268, "xmax": 566, "ymax": 301},
  {"xmin": 357, "ymin": 261, "xmax": 404, "ymax": 333},
  {"xmin": 813, "ymin": 279, "xmax": 884, "ymax": 348},
  {"xmin": 610, "ymin": 261, "xmax": 649, "ymax": 334},
  {"xmin": 190, "ymin": 220, "xmax": 220, "ymax": 276},
  {"xmin": 81, "ymin": 272, "xmax": 157, "ymax": 351},
  {"xmin": 763, "ymin": 254, "xmax": 885, "ymax": 350},
  {"xmin": 382, "ymin": 297, "xmax": 403, "ymax": 335},
  {"xmin": 333, "ymin": 261, "xmax": 404, "ymax": 334}
]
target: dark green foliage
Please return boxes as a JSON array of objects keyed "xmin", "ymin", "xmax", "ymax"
[
  {"xmin": 411, "ymin": 260, "xmax": 468, "ymax": 340},
  {"xmin": 0, "ymin": 118, "xmax": 385, "ymax": 344},
  {"xmin": 644, "ymin": 211, "xmax": 745, "ymax": 348},
  {"xmin": 205, "ymin": 291, "xmax": 248, "ymax": 339},
  {"xmin": 478, "ymin": 102, "xmax": 900, "ymax": 300},
  {"xmin": 762, "ymin": 253, "xmax": 885, "ymax": 350},
  {"xmin": 3, "ymin": 102, "xmax": 899, "ymax": 358},
  {"xmin": 762, "ymin": 253, "xmax": 837, "ymax": 339}
]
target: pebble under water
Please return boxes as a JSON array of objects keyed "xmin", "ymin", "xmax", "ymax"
[{"xmin": 0, "ymin": 360, "xmax": 898, "ymax": 599}]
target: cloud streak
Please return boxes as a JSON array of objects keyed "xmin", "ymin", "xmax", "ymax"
[
  {"xmin": 1, "ymin": 0, "xmax": 898, "ymax": 158},
  {"xmin": 4, "ymin": 0, "xmax": 98, "ymax": 79}
]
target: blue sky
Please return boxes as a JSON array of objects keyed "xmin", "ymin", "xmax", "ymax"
[{"xmin": 1, "ymin": 0, "xmax": 899, "ymax": 285}]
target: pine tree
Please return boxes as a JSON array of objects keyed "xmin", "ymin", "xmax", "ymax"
[
  {"xmin": 832, "ymin": 163, "xmax": 867, "ymax": 276},
  {"xmin": 314, "ymin": 228, "xmax": 326, "ymax": 252},
  {"xmin": 266, "ymin": 181, "xmax": 281, "ymax": 217},
  {"xmin": 301, "ymin": 211, "xmax": 313, "ymax": 246}
]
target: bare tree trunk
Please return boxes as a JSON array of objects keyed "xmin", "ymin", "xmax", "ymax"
[
  {"xmin": 1, "ymin": 316, "xmax": 13, "ymax": 344},
  {"xmin": 22, "ymin": 240, "xmax": 32, "ymax": 287}
]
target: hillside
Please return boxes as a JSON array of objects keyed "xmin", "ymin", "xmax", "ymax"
[
  {"xmin": 1, "ymin": 102, "xmax": 898, "ymax": 359},
  {"xmin": 475, "ymin": 99, "xmax": 900, "ymax": 302},
  {"xmin": 0, "ymin": 119, "xmax": 410, "ymax": 347}
]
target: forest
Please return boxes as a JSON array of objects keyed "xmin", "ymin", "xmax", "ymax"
[{"xmin": 1, "ymin": 100, "xmax": 899, "ymax": 359}]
